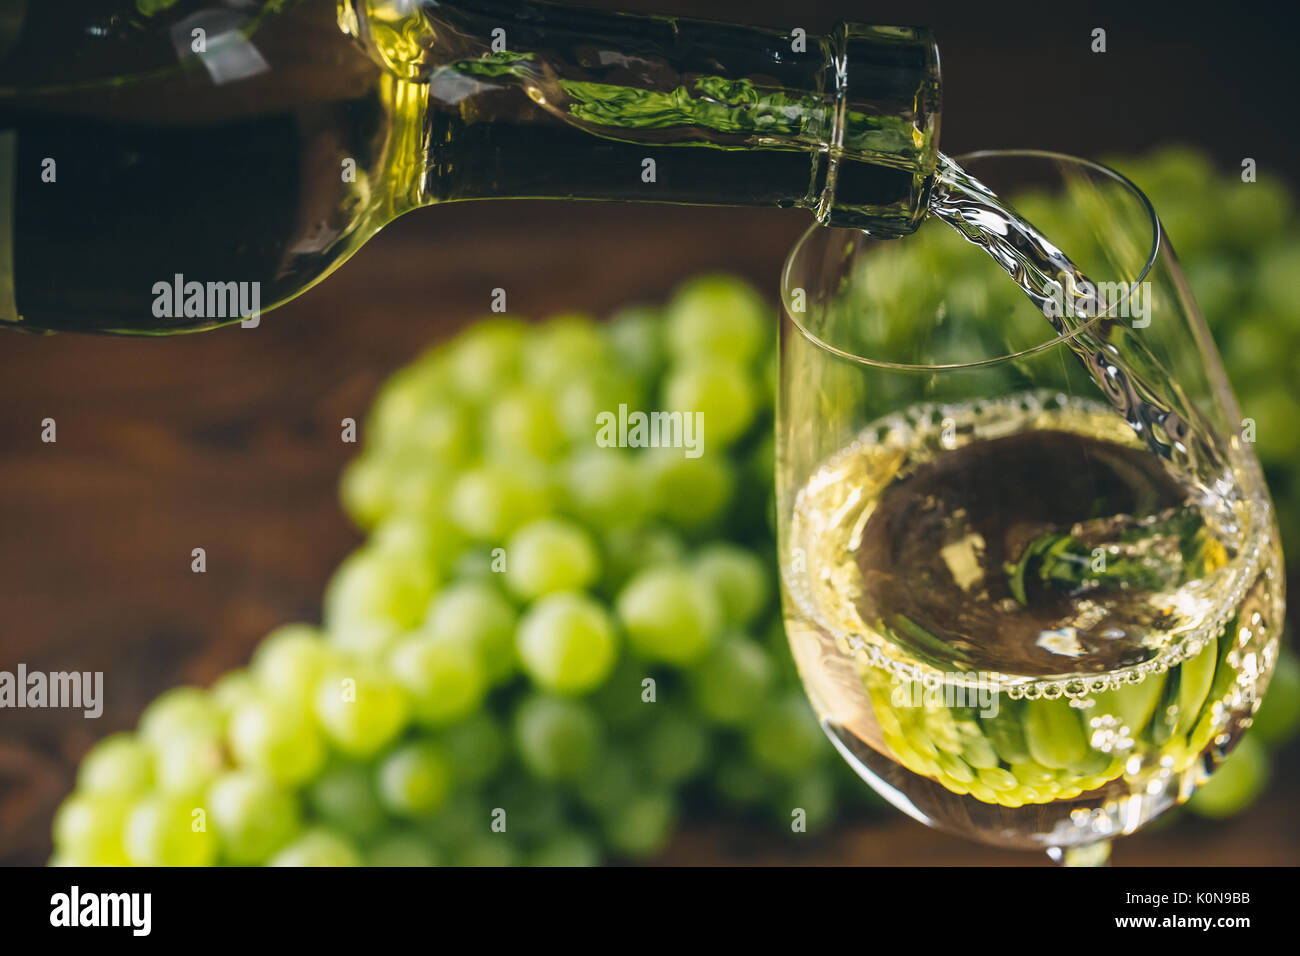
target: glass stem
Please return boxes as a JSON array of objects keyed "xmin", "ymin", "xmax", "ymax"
[{"xmin": 1049, "ymin": 841, "xmax": 1112, "ymax": 867}]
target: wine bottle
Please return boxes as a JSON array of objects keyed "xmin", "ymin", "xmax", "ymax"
[{"xmin": 0, "ymin": 0, "xmax": 940, "ymax": 333}]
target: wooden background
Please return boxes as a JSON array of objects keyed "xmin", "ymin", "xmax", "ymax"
[{"xmin": 2, "ymin": 0, "xmax": 1299, "ymax": 866}]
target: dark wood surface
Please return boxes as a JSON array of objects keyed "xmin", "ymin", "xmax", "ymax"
[{"xmin": 3, "ymin": 0, "xmax": 1299, "ymax": 867}]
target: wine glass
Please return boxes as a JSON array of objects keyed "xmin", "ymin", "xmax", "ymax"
[{"xmin": 776, "ymin": 150, "xmax": 1284, "ymax": 865}]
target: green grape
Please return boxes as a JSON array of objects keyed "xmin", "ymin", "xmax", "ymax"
[
  {"xmin": 377, "ymin": 742, "xmax": 454, "ymax": 817},
  {"xmin": 601, "ymin": 791, "xmax": 676, "ymax": 858},
  {"xmin": 599, "ymin": 526, "xmax": 684, "ymax": 593},
  {"xmin": 138, "ymin": 687, "xmax": 222, "ymax": 746},
  {"xmin": 764, "ymin": 617, "xmax": 800, "ymax": 681},
  {"xmin": 1216, "ymin": 176, "xmax": 1293, "ymax": 249},
  {"xmin": 693, "ymin": 545, "xmax": 770, "ymax": 627},
  {"xmin": 616, "ymin": 564, "xmax": 722, "ymax": 666},
  {"xmin": 305, "ymin": 761, "xmax": 387, "ymax": 840},
  {"xmin": 644, "ymin": 448, "xmax": 734, "ymax": 528},
  {"xmin": 1175, "ymin": 637, "xmax": 1218, "ymax": 736},
  {"xmin": 527, "ymin": 829, "xmax": 601, "ymax": 867},
  {"xmin": 504, "ymin": 517, "xmax": 600, "ymax": 600},
  {"xmin": 76, "ymin": 733, "xmax": 153, "ymax": 800},
  {"xmin": 712, "ymin": 756, "xmax": 774, "ymax": 808},
  {"xmin": 978, "ymin": 766, "xmax": 1020, "ymax": 792},
  {"xmin": 424, "ymin": 580, "xmax": 518, "ymax": 683},
  {"xmin": 388, "ymin": 633, "xmax": 487, "ymax": 727},
  {"xmin": 369, "ymin": 514, "xmax": 437, "ymax": 561},
  {"xmin": 448, "ymin": 461, "xmax": 553, "ymax": 541},
  {"xmin": 211, "ymin": 669, "xmax": 259, "ymax": 721},
  {"xmin": 1126, "ymin": 148, "xmax": 1217, "ymax": 254},
  {"xmin": 642, "ymin": 708, "xmax": 711, "ymax": 786},
  {"xmin": 555, "ymin": 369, "xmax": 645, "ymax": 443},
  {"xmin": 574, "ymin": 746, "xmax": 642, "ymax": 814},
  {"xmin": 228, "ymin": 697, "xmax": 326, "ymax": 787},
  {"xmin": 490, "ymin": 777, "xmax": 569, "ymax": 837},
  {"xmin": 961, "ymin": 735, "xmax": 1003, "ymax": 779},
  {"xmin": 1133, "ymin": 146, "xmax": 1216, "ymax": 193},
  {"xmin": 1009, "ymin": 760, "xmax": 1056, "ymax": 787},
  {"xmin": 1244, "ymin": 384, "xmax": 1300, "ymax": 465},
  {"xmin": 446, "ymin": 316, "xmax": 529, "ymax": 400},
  {"xmin": 1186, "ymin": 256, "xmax": 1236, "ymax": 329},
  {"xmin": 607, "ymin": 304, "xmax": 665, "ymax": 383},
  {"xmin": 385, "ymin": 455, "xmax": 459, "ymax": 519},
  {"xmin": 1252, "ymin": 651, "xmax": 1300, "ymax": 743},
  {"xmin": 1188, "ymin": 735, "xmax": 1270, "ymax": 819},
  {"xmin": 453, "ymin": 838, "xmax": 521, "ymax": 867},
  {"xmin": 1022, "ymin": 698, "xmax": 1090, "ymax": 770},
  {"xmin": 983, "ymin": 705, "xmax": 1032, "ymax": 765},
  {"xmin": 416, "ymin": 512, "xmax": 475, "ymax": 576},
  {"xmin": 53, "ymin": 795, "xmax": 130, "ymax": 866},
  {"xmin": 449, "ymin": 546, "xmax": 500, "ymax": 582},
  {"xmin": 524, "ymin": 313, "xmax": 610, "ymax": 388},
  {"xmin": 562, "ymin": 448, "xmax": 649, "ymax": 530},
  {"xmin": 402, "ymin": 401, "xmax": 475, "ymax": 467},
  {"xmin": 250, "ymin": 623, "xmax": 334, "ymax": 714},
  {"xmin": 1255, "ymin": 239, "xmax": 1300, "ymax": 318},
  {"xmin": 747, "ymin": 694, "xmax": 829, "ymax": 777},
  {"xmin": 154, "ymin": 729, "xmax": 226, "ymax": 796},
  {"xmin": 207, "ymin": 771, "xmax": 300, "ymax": 865},
  {"xmin": 323, "ymin": 543, "xmax": 438, "ymax": 650},
  {"xmin": 588, "ymin": 657, "xmax": 657, "ymax": 729},
  {"xmin": 1224, "ymin": 317, "xmax": 1292, "ymax": 381},
  {"xmin": 780, "ymin": 768, "xmax": 837, "ymax": 833},
  {"xmin": 688, "ymin": 635, "xmax": 775, "ymax": 725},
  {"xmin": 1092, "ymin": 672, "xmax": 1167, "ymax": 741},
  {"xmin": 325, "ymin": 546, "xmax": 436, "ymax": 634},
  {"xmin": 439, "ymin": 713, "xmax": 508, "ymax": 784},
  {"xmin": 313, "ymin": 666, "xmax": 410, "ymax": 758},
  {"xmin": 666, "ymin": 274, "xmax": 768, "ymax": 364},
  {"xmin": 340, "ymin": 455, "xmax": 391, "ymax": 529},
  {"xmin": 423, "ymin": 789, "xmax": 489, "ymax": 852},
  {"xmin": 662, "ymin": 361, "xmax": 757, "ymax": 447},
  {"xmin": 270, "ymin": 828, "xmax": 363, "ymax": 867},
  {"xmin": 366, "ymin": 362, "xmax": 451, "ymax": 452},
  {"xmin": 123, "ymin": 794, "xmax": 218, "ymax": 867},
  {"xmin": 367, "ymin": 830, "xmax": 440, "ymax": 867},
  {"xmin": 513, "ymin": 694, "xmax": 602, "ymax": 780},
  {"xmin": 517, "ymin": 592, "xmax": 618, "ymax": 695},
  {"xmin": 486, "ymin": 385, "xmax": 568, "ymax": 461}
]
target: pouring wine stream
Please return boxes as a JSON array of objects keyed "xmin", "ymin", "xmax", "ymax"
[{"xmin": 928, "ymin": 154, "xmax": 1235, "ymax": 504}]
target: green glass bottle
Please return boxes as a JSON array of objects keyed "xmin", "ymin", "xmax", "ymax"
[{"xmin": 0, "ymin": 0, "xmax": 940, "ymax": 333}]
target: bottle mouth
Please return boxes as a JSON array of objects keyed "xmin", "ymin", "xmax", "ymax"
[
  {"xmin": 814, "ymin": 24, "xmax": 942, "ymax": 234},
  {"xmin": 782, "ymin": 149, "xmax": 1161, "ymax": 371}
]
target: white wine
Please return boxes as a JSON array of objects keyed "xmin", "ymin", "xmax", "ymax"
[{"xmin": 782, "ymin": 390, "xmax": 1283, "ymax": 849}]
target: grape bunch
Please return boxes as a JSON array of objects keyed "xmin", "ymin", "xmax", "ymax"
[{"xmin": 52, "ymin": 275, "xmax": 861, "ymax": 867}]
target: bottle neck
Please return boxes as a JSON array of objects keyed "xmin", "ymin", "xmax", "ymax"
[{"xmin": 345, "ymin": 0, "xmax": 940, "ymax": 235}]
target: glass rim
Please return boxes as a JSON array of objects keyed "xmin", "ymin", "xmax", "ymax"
[{"xmin": 780, "ymin": 149, "xmax": 1162, "ymax": 371}]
